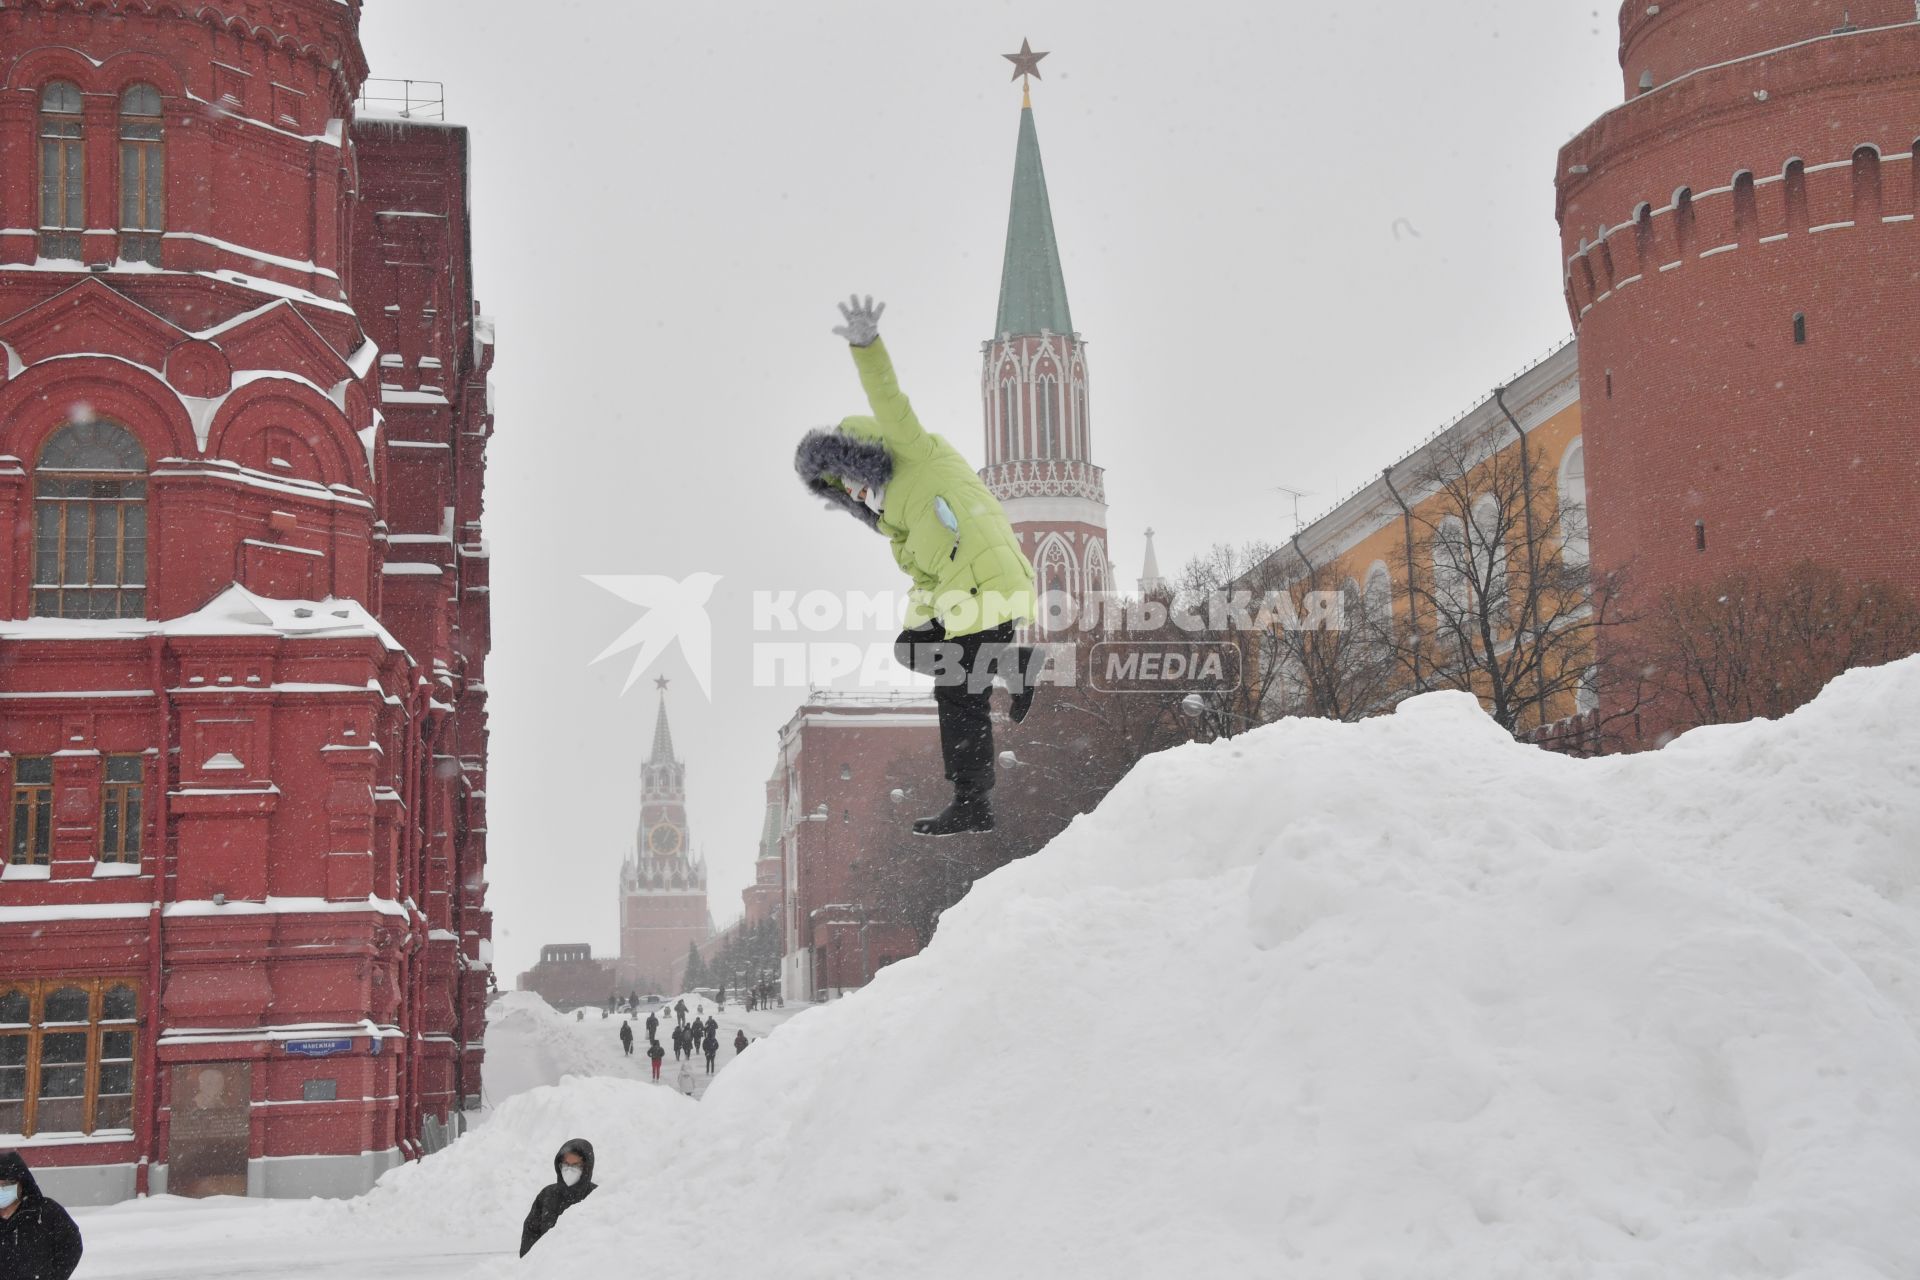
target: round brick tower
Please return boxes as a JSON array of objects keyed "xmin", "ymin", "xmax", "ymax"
[{"xmin": 1557, "ymin": 2, "xmax": 1920, "ymax": 735}]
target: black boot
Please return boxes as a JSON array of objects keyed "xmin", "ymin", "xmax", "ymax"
[
  {"xmin": 913, "ymin": 779, "xmax": 994, "ymax": 837},
  {"xmin": 1009, "ymin": 646, "xmax": 1038, "ymax": 724}
]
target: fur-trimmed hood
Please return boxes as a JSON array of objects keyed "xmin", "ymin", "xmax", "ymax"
[{"xmin": 795, "ymin": 420, "xmax": 895, "ymax": 530}]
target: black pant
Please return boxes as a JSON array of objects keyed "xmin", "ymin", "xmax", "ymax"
[{"xmin": 895, "ymin": 620, "xmax": 1017, "ymax": 788}]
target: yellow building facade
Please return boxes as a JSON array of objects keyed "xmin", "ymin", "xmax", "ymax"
[{"xmin": 1257, "ymin": 342, "xmax": 1597, "ymax": 740}]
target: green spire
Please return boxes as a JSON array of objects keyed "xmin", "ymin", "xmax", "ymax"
[
  {"xmin": 648, "ymin": 687, "xmax": 675, "ymax": 765},
  {"xmin": 995, "ymin": 103, "xmax": 1073, "ymax": 338}
]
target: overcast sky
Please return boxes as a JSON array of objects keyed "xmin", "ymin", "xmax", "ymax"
[{"xmin": 357, "ymin": 1, "xmax": 1623, "ymax": 982}]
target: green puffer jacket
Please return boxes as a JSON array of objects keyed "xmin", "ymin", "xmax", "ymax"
[{"xmin": 795, "ymin": 338, "xmax": 1036, "ymax": 637}]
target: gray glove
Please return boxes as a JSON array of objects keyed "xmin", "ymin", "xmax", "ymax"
[{"xmin": 832, "ymin": 294, "xmax": 886, "ymax": 347}]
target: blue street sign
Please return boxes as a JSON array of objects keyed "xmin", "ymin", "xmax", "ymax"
[{"xmin": 284, "ymin": 1038, "xmax": 353, "ymax": 1058}]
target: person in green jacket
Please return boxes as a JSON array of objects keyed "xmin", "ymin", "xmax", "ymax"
[{"xmin": 795, "ymin": 295, "xmax": 1038, "ymax": 836}]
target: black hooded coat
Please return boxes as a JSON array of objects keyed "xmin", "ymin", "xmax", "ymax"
[
  {"xmin": 0, "ymin": 1151, "xmax": 83, "ymax": 1280},
  {"xmin": 518, "ymin": 1138, "xmax": 597, "ymax": 1258}
]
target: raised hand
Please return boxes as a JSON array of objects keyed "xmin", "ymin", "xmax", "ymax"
[{"xmin": 832, "ymin": 293, "xmax": 886, "ymax": 347}]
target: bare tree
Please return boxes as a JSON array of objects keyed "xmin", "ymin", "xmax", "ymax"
[
  {"xmin": 1386, "ymin": 415, "xmax": 1640, "ymax": 739},
  {"xmin": 1642, "ymin": 562, "xmax": 1920, "ymax": 731}
]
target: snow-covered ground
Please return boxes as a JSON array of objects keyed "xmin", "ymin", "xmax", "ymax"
[
  {"xmin": 71, "ymin": 992, "xmax": 805, "ymax": 1277},
  {"xmin": 69, "ymin": 659, "xmax": 1920, "ymax": 1278}
]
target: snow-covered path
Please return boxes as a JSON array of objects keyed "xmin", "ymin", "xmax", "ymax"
[{"xmin": 73, "ymin": 1197, "xmax": 502, "ymax": 1279}]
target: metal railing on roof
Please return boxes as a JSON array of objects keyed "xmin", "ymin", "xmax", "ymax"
[{"xmin": 356, "ymin": 78, "xmax": 445, "ymax": 121}]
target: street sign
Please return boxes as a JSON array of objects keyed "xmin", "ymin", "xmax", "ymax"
[{"xmin": 284, "ymin": 1038, "xmax": 353, "ymax": 1058}]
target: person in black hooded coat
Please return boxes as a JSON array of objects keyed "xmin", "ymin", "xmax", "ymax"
[
  {"xmin": 518, "ymin": 1138, "xmax": 596, "ymax": 1257},
  {"xmin": 0, "ymin": 1150, "xmax": 83, "ymax": 1280}
]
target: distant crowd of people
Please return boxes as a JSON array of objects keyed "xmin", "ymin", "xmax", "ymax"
[
  {"xmin": 616, "ymin": 997, "xmax": 752, "ymax": 1087},
  {"xmin": 599, "ymin": 982, "xmax": 781, "ymax": 1017}
]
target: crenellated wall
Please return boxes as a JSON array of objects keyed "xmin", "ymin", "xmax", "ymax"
[{"xmin": 1556, "ymin": 5, "xmax": 1920, "ymax": 746}]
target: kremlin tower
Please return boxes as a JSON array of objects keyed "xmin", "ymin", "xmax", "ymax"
[
  {"xmin": 617, "ymin": 682, "xmax": 712, "ymax": 991},
  {"xmin": 1556, "ymin": 1, "xmax": 1920, "ymax": 738},
  {"xmin": 978, "ymin": 49, "xmax": 1110, "ymax": 634}
]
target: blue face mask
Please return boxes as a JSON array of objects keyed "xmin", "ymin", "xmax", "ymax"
[{"xmin": 0, "ymin": 1183, "xmax": 19, "ymax": 1209}]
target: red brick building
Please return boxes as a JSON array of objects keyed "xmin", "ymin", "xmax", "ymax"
[
  {"xmin": 775, "ymin": 692, "xmax": 933, "ymax": 1002},
  {"xmin": 0, "ymin": 0, "xmax": 494, "ymax": 1203},
  {"xmin": 1557, "ymin": 1, "xmax": 1920, "ymax": 737}
]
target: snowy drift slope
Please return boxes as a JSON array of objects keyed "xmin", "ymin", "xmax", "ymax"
[{"xmin": 470, "ymin": 661, "xmax": 1920, "ymax": 1279}]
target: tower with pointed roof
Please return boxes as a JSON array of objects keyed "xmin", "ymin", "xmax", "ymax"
[
  {"xmin": 1138, "ymin": 529, "xmax": 1168, "ymax": 597},
  {"xmin": 979, "ymin": 61, "xmax": 1110, "ymax": 634},
  {"xmin": 617, "ymin": 683, "xmax": 712, "ymax": 992}
]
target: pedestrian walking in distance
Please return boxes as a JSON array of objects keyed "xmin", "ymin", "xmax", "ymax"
[
  {"xmin": 674, "ymin": 997, "xmax": 688, "ymax": 1026},
  {"xmin": 618, "ymin": 1019, "xmax": 634, "ymax": 1057},
  {"xmin": 647, "ymin": 1038, "xmax": 665, "ymax": 1081},
  {"xmin": 645, "ymin": 1010, "xmax": 659, "ymax": 1041},
  {"xmin": 733, "ymin": 1029, "xmax": 748, "ymax": 1055},
  {"xmin": 519, "ymin": 1139, "xmax": 596, "ymax": 1258},
  {"xmin": 702, "ymin": 1029, "xmax": 719, "ymax": 1074},
  {"xmin": 677, "ymin": 1056, "xmax": 696, "ymax": 1096},
  {"xmin": 0, "ymin": 1150, "xmax": 83, "ymax": 1280}
]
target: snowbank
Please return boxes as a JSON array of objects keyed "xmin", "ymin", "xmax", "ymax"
[
  {"xmin": 343, "ymin": 1076, "xmax": 689, "ymax": 1248},
  {"xmin": 454, "ymin": 660, "xmax": 1920, "ymax": 1277},
  {"xmin": 478, "ymin": 991, "xmax": 651, "ymax": 1105}
]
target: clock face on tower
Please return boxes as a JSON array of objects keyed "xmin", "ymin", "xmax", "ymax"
[{"xmin": 648, "ymin": 824, "xmax": 682, "ymax": 856}]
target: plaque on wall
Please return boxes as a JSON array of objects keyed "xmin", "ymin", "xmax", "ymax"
[{"xmin": 167, "ymin": 1062, "xmax": 251, "ymax": 1198}]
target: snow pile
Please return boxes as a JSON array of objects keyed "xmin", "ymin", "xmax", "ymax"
[
  {"xmin": 478, "ymin": 991, "xmax": 650, "ymax": 1105},
  {"xmin": 456, "ymin": 660, "xmax": 1920, "ymax": 1278},
  {"xmin": 342, "ymin": 1076, "xmax": 688, "ymax": 1248}
]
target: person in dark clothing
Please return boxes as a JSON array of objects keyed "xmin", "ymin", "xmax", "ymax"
[
  {"xmin": 670, "ymin": 1024, "xmax": 685, "ymax": 1061},
  {"xmin": 702, "ymin": 1030, "xmax": 719, "ymax": 1074},
  {"xmin": 644, "ymin": 1011, "xmax": 659, "ymax": 1041},
  {"xmin": 0, "ymin": 1151, "xmax": 84, "ymax": 1280},
  {"xmin": 618, "ymin": 1020, "xmax": 634, "ymax": 1057},
  {"xmin": 733, "ymin": 1029, "xmax": 748, "ymax": 1055},
  {"xmin": 703, "ymin": 1014, "xmax": 718, "ymax": 1041},
  {"xmin": 647, "ymin": 1038, "xmax": 665, "ymax": 1081},
  {"xmin": 674, "ymin": 998, "xmax": 687, "ymax": 1025},
  {"xmin": 519, "ymin": 1138, "xmax": 596, "ymax": 1257}
]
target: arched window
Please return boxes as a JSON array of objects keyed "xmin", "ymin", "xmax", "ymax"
[
  {"xmin": 1000, "ymin": 379, "xmax": 1018, "ymax": 461},
  {"xmin": 1558, "ymin": 439, "xmax": 1588, "ymax": 567},
  {"xmin": 119, "ymin": 84, "xmax": 165, "ymax": 265},
  {"xmin": 1732, "ymin": 171, "xmax": 1757, "ymax": 245},
  {"xmin": 1037, "ymin": 539, "xmax": 1074, "ymax": 634},
  {"xmin": 39, "ymin": 81, "xmax": 85, "ymax": 260},
  {"xmin": 1471, "ymin": 495, "xmax": 1509, "ymax": 616},
  {"xmin": 34, "ymin": 421, "xmax": 148, "ymax": 620},
  {"xmin": 0, "ymin": 979, "xmax": 140, "ymax": 1137},
  {"xmin": 1037, "ymin": 374, "xmax": 1057, "ymax": 458},
  {"xmin": 1852, "ymin": 145, "xmax": 1882, "ymax": 225},
  {"xmin": 1784, "ymin": 159, "xmax": 1809, "ymax": 233},
  {"xmin": 1363, "ymin": 563, "xmax": 1395, "ymax": 650},
  {"xmin": 1430, "ymin": 516, "xmax": 1470, "ymax": 621},
  {"xmin": 1672, "ymin": 187, "xmax": 1695, "ymax": 258}
]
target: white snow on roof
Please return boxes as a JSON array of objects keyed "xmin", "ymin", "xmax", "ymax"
[{"xmin": 0, "ymin": 583, "xmax": 406, "ymax": 652}]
